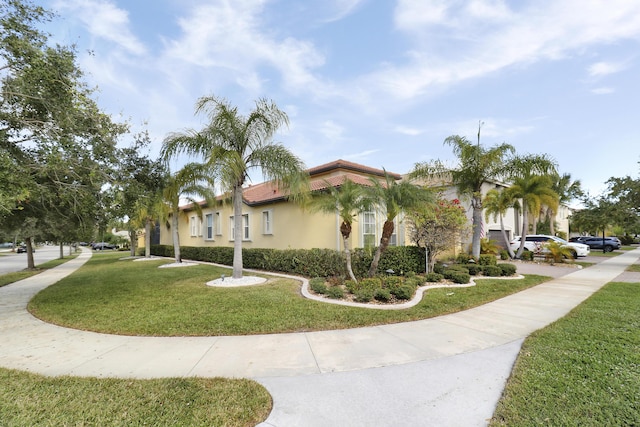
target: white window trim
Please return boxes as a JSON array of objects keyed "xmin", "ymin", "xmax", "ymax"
[
  {"xmin": 229, "ymin": 213, "xmax": 251, "ymax": 241},
  {"xmin": 215, "ymin": 212, "xmax": 222, "ymax": 235},
  {"xmin": 190, "ymin": 216, "xmax": 197, "ymax": 237},
  {"xmin": 205, "ymin": 213, "xmax": 214, "ymax": 241},
  {"xmin": 361, "ymin": 211, "xmax": 376, "ymax": 248},
  {"xmin": 262, "ymin": 209, "xmax": 273, "ymax": 235}
]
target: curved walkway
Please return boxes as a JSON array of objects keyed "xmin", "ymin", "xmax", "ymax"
[{"xmin": 2, "ymin": 248, "xmax": 639, "ymax": 426}]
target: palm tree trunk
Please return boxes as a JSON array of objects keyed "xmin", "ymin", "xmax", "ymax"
[
  {"xmin": 26, "ymin": 237, "xmax": 35, "ymax": 269},
  {"xmin": 516, "ymin": 214, "xmax": 529, "ymax": 259},
  {"xmin": 171, "ymin": 209, "xmax": 181, "ymax": 263},
  {"xmin": 343, "ymin": 235, "xmax": 357, "ymax": 283},
  {"xmin": 471, "ymin": 197, "xmax": 483, "ymax": 259},
  {"xmin": 145, "ymin": 218, "xmax": 152, "ymax": 258},
  {"xmin": 129, "ymin": 229, "xmax": 137, "ymax": 256},
  {"xmin": 232, "ymin": 184, "xmax": 244, "ymax": 279},
  {"xmin": 368, "ymin": 220, "xmax": 394, "ymax": 277},
  {"xmin": 549, "ymin": 208, "xmax": 556, "ymax": 235},
  {"xmin": 499, "ymin": 215, "xmax": 515, "ymax": 259}
]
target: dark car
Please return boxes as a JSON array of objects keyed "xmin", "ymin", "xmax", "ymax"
[
  {"xmin": 16, "ymin": 245, "xmax": 34, "ymax": 253},
  {"xmin": 92, "ymin": 242, "xmax": 116, "ymax": 250},
  {"xmin": 581, "ymin": 237, "xmax": 621, "ymax": 252}
]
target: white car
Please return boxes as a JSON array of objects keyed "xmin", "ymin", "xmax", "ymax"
[{"xmin": 510, "ymin": 235, "xmax": 590, "ymax": 258}]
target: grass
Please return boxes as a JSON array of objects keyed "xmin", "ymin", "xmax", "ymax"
[
  {"xmin": 627, "ymin": 263, "xmax": 640, "ymax": 273},
  {"xmin": 490, "ymin": 281, "xmax": 640, "ymax": 426},
  {"xmin": 0, "ymin": 368, "xmax": 271, "ymax": 426},
  {"xmin": 28, "ymin": 251, "xmax": 549, "ymax": 336},
  {"xmin": 0, "ymin": 254, "xmax": 78, "ymax": 288}
]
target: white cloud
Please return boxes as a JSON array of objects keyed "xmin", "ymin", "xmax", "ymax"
[
  {"xmin": 395, "ymin": 126, "xmax": 423, "ymax": 136},
  {"xmin": 591, "ymin": 87, "xmax": 615, "ymax": 95},
  {"xmin": 319, "ymin": 120, "xmax": 345, "ymax": 141},
  {"xmin": 588, "ymin": 61, "xmax": 626, "ymax": 77},
  {"xmin": 52, "ymin": 0, "xmax": 146, "ymax": 55},
  {"xmin": 322, "ymin": 0, "xmax": 367, "ymax": 23}
]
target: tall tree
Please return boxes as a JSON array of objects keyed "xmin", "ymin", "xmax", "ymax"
[
  {"xmin": 366, "ymin": 171, "xmax": 433, "ymax": 276},
  {"xmin": 159, "ymin": 163, "xmax": 216, "ymax": 264},
  {"xmin": 546, "ymin": 172, "xmax": 583, "ymax": 235},
  {"xmin": 310, "ymin": 178, "xmax": 372, "ymax": 282},
  {"xmin": 483, "ymin": 188, "xmax": 519, "ymax": 259},
  {"xmin": 410, "ymin": 134, "xmax": 514, "ymax": 259},
  {"xmin": 161, "ymin": 96, "xmax": 308, "ymax": 278}
]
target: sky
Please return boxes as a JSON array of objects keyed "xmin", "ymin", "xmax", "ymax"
[{"xmin": 37, "ymin": 0, "xmax": 640, "ymax": 202}]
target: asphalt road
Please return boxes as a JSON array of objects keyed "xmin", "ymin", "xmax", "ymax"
[{"xmin": 0, "ymin": 245, "xmax": 74, "ymax": 274}]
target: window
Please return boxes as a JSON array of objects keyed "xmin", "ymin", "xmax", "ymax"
[
  {"xmin": 230, "ymin": 214, "xmax": 250, "ymax": 241},
  {"xmin": 205, "ymin": 214, "xmax": 214, "ymax": 240},
  {"xmin": 215, "ymin": 212, "xmax": 221, "ymax": 235},
  {"xmin": 197, "ymin": 217, "xmax": 202, "ymax": 237},
  {"xmin": 262, "ymin": 210, "xmax": 273, "ymax": 234},
  {"xmin": 190, "ymin": 216, "xmax": 197, "ymax": 237},
  {"xmin": 362, "ymin": 211, "xmax": 376, "ymax": 248}
]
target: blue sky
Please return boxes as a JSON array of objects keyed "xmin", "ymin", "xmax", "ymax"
[{"xmin": 39, "ymin": 0, "xmax": 640, "ymax": 201}]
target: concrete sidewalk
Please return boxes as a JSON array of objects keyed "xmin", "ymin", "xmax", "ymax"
[{"xmin": 1, "ymin": 248, "xmax": 639, "ymax": 426}]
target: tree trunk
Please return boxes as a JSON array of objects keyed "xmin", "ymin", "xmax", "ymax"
[
  {"xmin": 171, "ymin": 209, "xmax": 181, "ymax": 263},
  {"xmin": 145, "ymin": 218, "xmax": 152, "ymax": 258},
  {"xmin": 368, "ymin": 220, "xmax": 394, "ymax": 277},
  {"xmin": 232, "ymin": 184, "xmax": 244, "ymax": 279},
  {"xmin": 499, "ymin": 215, "xmax": 515, "ymax": 259},
  {"xmin": 26, "ymin": 237, "xmax": 35, "ymax": 269},
  {"xmin": 129, "ymin": 229, "xmax": 137, "ymax": 256},
  {"xmin": 340, "ymin": 221, "xmax": 357, "ymax": 282},
  {"xmin": 471, "ymin": 196, "xmax": 483, "ymax": 259},
  {"xmin": 516, "ymin": 213, "xmax": 529, "ymax": 259},
  {"xmin": 549, "ymin": 208, "xmax": 556, "ymax": 235},
  {"xmin": 59, "ymin": 242, "xmax": 63, "ymax": 259}
]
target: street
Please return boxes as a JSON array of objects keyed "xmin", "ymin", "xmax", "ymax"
[{"xmin": 0, "ymin": 245, "xmax": 74, "ymax": 274}]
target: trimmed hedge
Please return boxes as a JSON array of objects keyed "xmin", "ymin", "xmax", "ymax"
[
  {"xmin": 150, "ymin": 244, "xmax": 426, "ymax": 278},
  {"xmin": 498, "ymin": 263, "xmax": 517, "ymax": 276}
]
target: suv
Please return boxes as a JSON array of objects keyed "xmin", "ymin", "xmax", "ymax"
[
  {"xmin": 510, "ymin": 235, "xmax": 590, "ymax": 258},
  {"xmin": 581, "ymin": 236, "xmax": 621, "ymax": 252}
]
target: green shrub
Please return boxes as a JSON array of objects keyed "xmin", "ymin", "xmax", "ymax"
[
  {"xmin": 374, "ymin": 288, "xmax": 392, "ymax": 302},
  {"xmin": 482, "ymin": 265, "xmax": 502, "ymax": 277},
  {"xmin": 499, "ymin": 250, "xmax": 509, "ymax": 260},
  {"xmin": 326, "ymin": 286, "xmax": 344, "ymax": 299},
  {"xmin": 498, "ymin": 263, "xmax": 517, "ymax": 276},
  {"xmin": 404, "ymin": 276, "xmax": 424, "ymax": 288},
  {"xmin": 382, "ymin": 276, "xmax": 403, "ymax": 289},
  {"xmin": 344, "ymin": 280, "xmax": 358, "ymax": 293},
  {"xmin": 521, "ymin": 250, "xmax": 534, "ymax": 261},
  {"xmin": 478, "ymin": 254, "xmax": 497, "ymax": 266},
  {"xmin": 349, "ymin": 277, "xmax": 382, "ymax": 294},
  {"xmin": 443, "ymin": 266, "xmax": 469, "ymax": 279},
  {"xmin": 354, "ymin": 289, "xmax": 374, "ymax": 302},
  {"xmin": 433, "ymin": 263, "xmax": 446, "ymax": 275},
  {"xmin": 425, "ymin": 272, "xmax": 444, "ymax": 282},
  {"xmin": 309, "ymin": 277, "xmax": 328, "ymax": 294},
  {"xmin": 456, "ymin": 253, "xmax": 473, "ymax": 264},
  {"xmin": 466, "ymin": 264, "xmax": 482, "ymax": 276},
  {"xmin": 448, "ymin": 271, "xmax": 471, "ymax": 284},
  {"xmin": 392, "ymin": 284, "xmax": 415, "ymax": 300}
]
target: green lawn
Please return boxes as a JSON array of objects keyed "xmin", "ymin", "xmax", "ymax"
[
  {"xmin": 491, "ymin": 281, "xmax": 640, "ymax": 426},
  {"xmin": 0, "ymin": 254, "xmax": 79, "ymax": 288},
  {"xmin": 28, "ymin": 251, "xmax": 548, "ymax": 336},
  {"xmin": 0, "ymin": 368, "xmax": 271, "ymax": 426}
]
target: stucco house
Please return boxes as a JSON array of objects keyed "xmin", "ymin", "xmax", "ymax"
[{"xmin": 158, "ymin": 159, "xmax": 407, "ymax": 251}]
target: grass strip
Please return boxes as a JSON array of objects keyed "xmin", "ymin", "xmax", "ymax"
[
  {"xmin": 0, "ymin": 368, "xmax": 271, "ymax": 426},
  {"xmin": 0, "ymin": 254, "xmax": 79, "ymax": 288},
  {"xmin": 491, "ymin": 281, "xmax": 640, "ymax": 426},
  {"xmin": 28, "ymin": 252, "xmax": 547, "ymax": 336}
]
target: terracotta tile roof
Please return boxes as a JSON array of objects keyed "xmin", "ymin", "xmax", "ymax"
[
  {"xmin": 307, "ymin": 159, "xmax": 402, "ymax": 179},
  {"xmin": 183, "ymin": 159, "xmax": 402, "ymax": 208}
]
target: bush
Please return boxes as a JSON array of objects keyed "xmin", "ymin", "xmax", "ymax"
[
  {"xmin": 448, "ymin": 272, "xmax": 471, "ymax": 284},
  {"xmin": 499, "ymin": 250, "xmax": 509, "ymax": 260},
  {"xmin": 374, "ymin": 288, "xmax": 392, "ymax": 302},
  {"xmin": 456, "ymin": 253, "xmax": 474, "ymax": 264},
  {"xmin": 466, "ymin": 264, "xmax": 482, "ymax": 276},
  {"xmin": 425, "ymin": 272, "xmax": 444, "ymax": 282},
  {"xmin": 309, "ymin": 277, "xmax": 328, "ymax": 294},
  {"xmin": 482, "ymin": 265, "xmax": 502, "ymax": 277},
  {"xmin": 382, "ymin": 276, "xmax": 403, "ymax": 289},
  {"xmin": 392, "ymin": 284, "xmax": 415, "ymax": 300},
  {"xmin": 433, "ymin": 263, "xmax": 446, "ymax": 275},
  {"xmin": 404, "ymin": 276, "xmax": 424, "ymax": 288},
  {"xmin": 478, "ymin": 254, "xmax": 497, "ymax": 266},
  {"xmin": 444, "ymin": 266, "xmax": 469, "ymax": 279},
  {"xmin": 521, "ymin": 250, "xmax": 534, "ymax": 261},
  {"xmin": 348, "ymin": 277, "xmax": 382, "ymax": 294},
  {"xmin": 326, "ymin": 286, "xmax": 344, "ymax": 299},
  {"xmin": 354, "ymin": 289, "xmax": 374, "ymax": 302},
  {"xmin": 498, "ymin": 263, "xmax": 517, "ymax": 276}
]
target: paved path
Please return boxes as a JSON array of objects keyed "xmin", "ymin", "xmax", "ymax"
[{"xmin": 1, "ymin": 248, "xmax": 639, "ymax": 426}]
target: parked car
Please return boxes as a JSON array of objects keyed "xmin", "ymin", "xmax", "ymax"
[
  {"xmin": 16, "ymin": 245, "xmax": 34, "ymax": 253},
  {"xmin": 92, "ymin": 242, "xmax": 116, "ymax": 250},
  {"xmin": 581, "ymin": 236, "xmax": 621, "ymax": 252},
  {"xmin": 569, "ymin": 236, "xmax": 592, "ymax": 243},
  {"xmin": 510, "ymin": 235, "xmax": 590, "ymax": 258}
]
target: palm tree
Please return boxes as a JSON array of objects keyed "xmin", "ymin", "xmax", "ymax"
[
  {"xmin": 159, "ymin": 163, "xmax": 216, "ymax": 264},
  {"xmin": 507, "ymin": 175, "xmax": 558, "ymax": 259},
  {"xmin": 161, "ymin": 96, "xmax": 308, "ymax": 278},
  {"xmin": 411, "ymin": 135, "xmax": 514, "ymax": 259},
  {"xmin": 547, "ymin": 172, "xmax": 583, "ymax": 235},
  {"xmin": 366, "ymin": 172, "xmax": 434, "ymax": 277},
  {"xmin": 311, "ymin": 179, "xmax": 372, "ymax": 282},
  {"xmin": 483, "ymin": 188, "xmax": 519, "ymax": 259}
]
